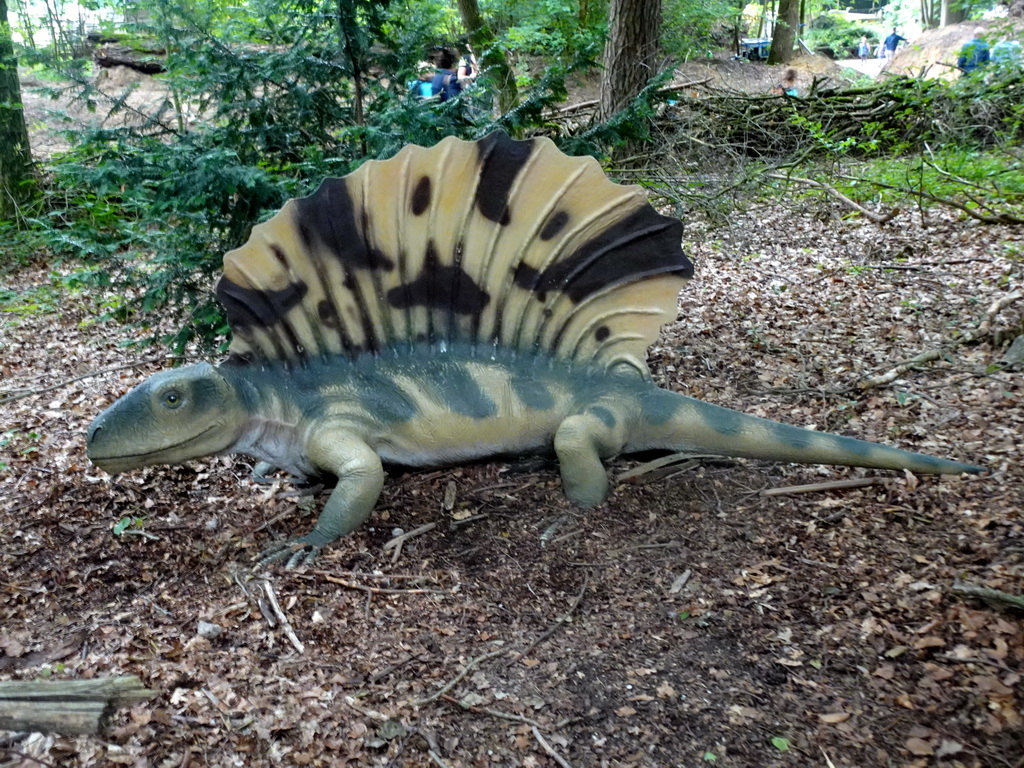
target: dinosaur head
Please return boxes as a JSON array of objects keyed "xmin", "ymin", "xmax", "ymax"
[{"xmin": 87, "ymin": 363, "xmax": 247, "ymax": 474}]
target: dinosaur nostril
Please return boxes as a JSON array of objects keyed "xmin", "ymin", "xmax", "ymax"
[{"xmin": 88, "ymin": 424, "xmax": 102, "ymax": 445}]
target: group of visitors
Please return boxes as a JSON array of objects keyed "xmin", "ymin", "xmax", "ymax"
[
  {"xmin": 853, "ymin": 25, "xmax": 1020, "ymax": 77},
  {"xmin": 409, "ymin": 44, "xmax": 478, "ymax": 103}
]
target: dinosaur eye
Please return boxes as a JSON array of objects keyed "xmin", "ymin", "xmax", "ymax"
[{"xmin": 162, "ymin": 390, "xmax": 183, "ymax": 409}]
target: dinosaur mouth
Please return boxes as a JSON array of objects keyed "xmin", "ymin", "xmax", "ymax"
[{"xmin": 89, "ymin": 425, "xmax": 222, "ymax": 472}]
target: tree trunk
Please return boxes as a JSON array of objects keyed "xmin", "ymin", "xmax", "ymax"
[
  {"xmin": 766, "ymin": 0, "xmax": 798, "ymax": 65},
  {"xmin": 599, "ymin": 0, "xmax": 661, "ymax": 120},
  {"xmin": 0, "ymin": 0, "xmax": 34, "ymax": 222},
  {"xmin": 940, "ymin": 0, "xmax": 966, "ymax": 27},
  {"xmin": 456, "ymin": 0, "xmax": 518, "ymax": 115},
  {"xmin": 337, "ymin": 0, "xmax": 364, "ymax": 127}
]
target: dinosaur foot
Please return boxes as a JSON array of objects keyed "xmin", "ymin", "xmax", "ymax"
[{"xmin": 256, "ymin": 537, "xmax": 323, "ymax": 569}]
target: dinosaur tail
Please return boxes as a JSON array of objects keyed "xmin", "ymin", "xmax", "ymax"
[{"xmin": 629, "ymin": 389, "xmax": 983, "ymax": 475}]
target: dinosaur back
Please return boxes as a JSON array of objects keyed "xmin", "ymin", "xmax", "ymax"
[{"xmin": 217, "ymin": 132, "xmax": 692, "ymax": 372}]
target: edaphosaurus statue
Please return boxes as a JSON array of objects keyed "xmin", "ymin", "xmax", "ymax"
[{"xmin": 87, "ymin": 132, "xmax": 981, "ymax": 565}]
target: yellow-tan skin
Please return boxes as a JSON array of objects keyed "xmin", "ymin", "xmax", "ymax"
[{"xmin": 87, "ymin": 353, "xmax": 982, "ymax": 568}]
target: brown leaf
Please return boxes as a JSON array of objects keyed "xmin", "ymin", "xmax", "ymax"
[
  {"xmin": 615, "ymin": 706, "xmax": 637, "ymax": 717},
  {"xmin": 905, "ymin": 737, "xmax": 934, "ymax": 756},
  {"xmin": 818, "ymin": 712, "xmax": 851, "ymax": 724}
]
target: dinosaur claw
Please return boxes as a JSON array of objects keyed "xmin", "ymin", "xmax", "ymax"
[{"xmin": 256, "ymin": 538, "xmax": 322, "ymax": 569}]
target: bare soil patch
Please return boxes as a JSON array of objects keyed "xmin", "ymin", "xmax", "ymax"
[{"xmin": 2, "ymin": 193, "xmax": 1021, "ymax": 766}]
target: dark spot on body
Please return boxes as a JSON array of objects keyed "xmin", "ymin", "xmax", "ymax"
[
  {"xmin": 317, "ymin": 300, "xmax": 341, "ymax": 329},
  {"xmin": 530, "ymin": 206, "xmax": 692, "ymax": 303},
  {"xmin": 475, "ymin": 132, "xmax": 535, "ymax": 225},
  {"xmin": 426, "ymin": 365, "xmax": 496, "ymax": 419},
  {"xmin": 294, "ymin": 178, "xmax": 394, "ymax": 271},
  {"xmin": 386, "ymin": 241, "xmax": 490, "ymax": 317},
  {"xmin": 271, "ymin": 245, "xmax": 289, "ymax": 266},
  {"xmin": 540, "ymin": 210, "xmax": 570, "ymax": 240},
  {"xmin": 595, "ymin": 325, "xmax": 610, "ymax": 341},
  {"xmin": 708, "ymin": 406, "xmax": 745, "ymax": 437},
  {"xmin": 643, "ymin": 388, "xmax": 682, "ymax": 426},
  {"xmin": 513, "ymin": 262, "xmax": 541, "ymax": 289},
  {"xmin": 588, "ymin": 405, "xmax": 617, "ymax": 429},
  {"xmin": 357, "ymin": 373, "xmax": 418, "ymax": 422},
  {"xmin": 512, "ymin": 376, "xmax": 555, "ymax": 410},
  {"xmin": 411, "ymin": 176, "xmax": 432, "ymax": 215},
  {"xmin": 217, "ymin": 278, "xmax": 308, "ymax": 330}
]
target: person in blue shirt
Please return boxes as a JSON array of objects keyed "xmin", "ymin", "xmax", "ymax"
[
  {"xmin": 858, "ymin": 36, "xmax": 871, "ymax": 62},
  {"xmin": 958, "ymin": 28, "xmax": 991, "ymax": 73},
  {"xmin": 431, "ymin": 49, "xmax": 461, "ymax": 102},
  {"xmin": 883, "ymin": 29, "xmax": 907, "ymax": 62}
]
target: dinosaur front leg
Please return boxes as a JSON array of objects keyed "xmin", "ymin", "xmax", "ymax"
[
  {"xmin": 258, "ymin": 435, "xmax": 384, "ymax": 568},
  {"xmin": 554, "ymin": 408, "xmax": 628, "ymax": 508}
]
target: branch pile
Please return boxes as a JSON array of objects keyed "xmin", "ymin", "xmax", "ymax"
[{"xmin": 658, "ymin": 73, "xmax": 1024, "ymax": 163}]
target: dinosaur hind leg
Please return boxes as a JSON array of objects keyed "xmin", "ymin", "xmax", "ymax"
[{"xmin": 554, "ymin": 407, "xmax": 629, "ymax": 508}]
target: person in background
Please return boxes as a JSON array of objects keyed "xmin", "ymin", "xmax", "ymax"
[
  {"xmin": 457, "ymin": 43, "xmax": 478, "ymax": 88},
  {"xmin": 431, "ymin": 48, "xmax": 461, "ymax": 102},
  {"xmin": 408, "ymin": 61, "xmax": 435, "ymax": 100},
  {"xmin": 958, "ymin": 28, "xmax": 991, "ymax": 74},
  {"xmin": 772, "ymin": 68, "xmax": 799, "ymax": 97},
  {"xmin": 991, "ymin": 38, "xmax": 1022, "ymax": 69},
  {"xmin": 883, "ymin": 28, "xmax": 907, "ymax": 62},
  {"xmin": 858, "ymin": 36, "xmax": 871, "ymax": 62}
]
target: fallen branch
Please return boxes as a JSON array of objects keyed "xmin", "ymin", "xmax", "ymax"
[
  {"xmin": 532, "ymin": 725, "xmax": 574, "ymax": 768},
  {"xmin": 857, "ymin": 290, "xmax": 1023, "ymax": 391},
  {"xmin": 839, "ymin": 173, "xmax": 1024, "ymax": 226},
  {"xmin": 766, "ymin": 173, "xmax": 899, "ymax": 225},
  {"xmin": 512, "ymin": 574, "xmax": 589, "ymax": 663},
  {"xmin": 0, "ymin": 676, "xmax": 157, "ymax": 735},
  {"xmin": 950, "ymin": 581, "xmax": 1024, "ymax": 613},
  {"xmin": 760, "ymin": 477, "xmax": 891, "ymax": 497},
  {"xmin": 258, "ymin": 578, "xmax": 305, "ymax": 654},
  {"xmin": 412, "ymin": 649, "xmax": 506, "ymax": 706},
  {"xmin": 320, "ymin": 575, "xmax": 449, "ymax": 596},
  {"xmin": 0, "ymin": 355, "xmax": 184, "ymax": 406}
]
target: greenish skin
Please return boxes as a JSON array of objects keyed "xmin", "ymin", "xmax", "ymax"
[{"xmin": 87, "ymin": 347, "xmax": 982, "ymax": 566}]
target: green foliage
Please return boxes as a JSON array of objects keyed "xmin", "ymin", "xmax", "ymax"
[
  {"xmin": 487, "ymin": 0, "xmax": 605, "ymax": 61},
  {"xmin": 662, "ymin": 0, "xmax": 742, "ymax": 61},
  {"xmin": 829, "ymin": 146, "xmax": 1024, "ymax": 218},
  {"xmin": 24, "ymin": 0, "xmax": 653, "ymax": 351},
  {"xmin": 804, "ymin": 13, "xmax": 877, "ymax": 58}
]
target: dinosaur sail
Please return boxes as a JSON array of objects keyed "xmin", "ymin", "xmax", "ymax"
[{"xmin": 216, "ymin": 132, "xmax": 693, "ymax": 374}]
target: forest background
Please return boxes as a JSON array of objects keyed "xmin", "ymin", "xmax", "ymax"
[
  {"xmin": 1, "ymin": 0, "xmax": 1022, "ymax": 348},
  {"xmin": 1, "ymin": 0, "xmax": 1024, "ymax": 765}
]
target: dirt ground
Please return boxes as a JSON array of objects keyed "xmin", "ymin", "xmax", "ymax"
[
  {"xmin": 3, "ymin": 50, "xmax": 1024, "ymax": 768},
  {"xmin": 3, "ymin": 190, "xmax": 1022, "ymax": 767}
]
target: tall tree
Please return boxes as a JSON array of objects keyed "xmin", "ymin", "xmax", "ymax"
[
  {"xmin": 455, "ymin": 0, "xmax": 518, "ymax": 114},
  {"xmin": 599, "ymin": 0, "xmax": 661, "ymax": 120},
  {"xmin": 766, "ymin": 0, "xmax": 798, "ymax": 64},
  {"xmin": 0, "ymin": 0, "xmax": 33, "ymax": 221}
]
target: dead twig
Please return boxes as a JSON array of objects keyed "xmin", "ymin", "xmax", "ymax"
[
  {"xmin": 412, "ymin": 649, "xmax": 506, "ymax": 706},
  {"xmin": 439, "ymin": 693, "xmax": 545, "ymax": 729},
  {"xmin": 512, "ymin": 574, "xmax": 589, "ymax": 663},
  {"xmin": 761, "ymin": 477, "xmax": 891, "ymax": 497},
  {"xmin": 857, "ymin": 290, "xmax": 1023, "ymax": 391},
  {"xmin": 257, "ymin": 578, "xmax": 305, "ymax": 654},
  {"xmin": 950, "ymin": 581, "xmax": 1024, "ymax": 613},
  {"xmin": 320, "ymin": 575, "xmax": 449, "ymax": 596},
  {"xmin": 0, "ymin": 355, "xmax": 184, "ymax": 406},
  {"xmin": 766, "ymin": 173, "xmax": 900, "ymax": 225},
  {"xmin": 383, "ymin": 522, "xmax": 438, "ymax": 563},
  {"xmin": 532, "ymin": 725, "xmax": 573, "ymax": 768}
]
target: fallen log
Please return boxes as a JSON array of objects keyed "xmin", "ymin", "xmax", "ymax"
[{"xmin": 0, "ymin": 676, "xmax": 157, "ymax": 735}]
